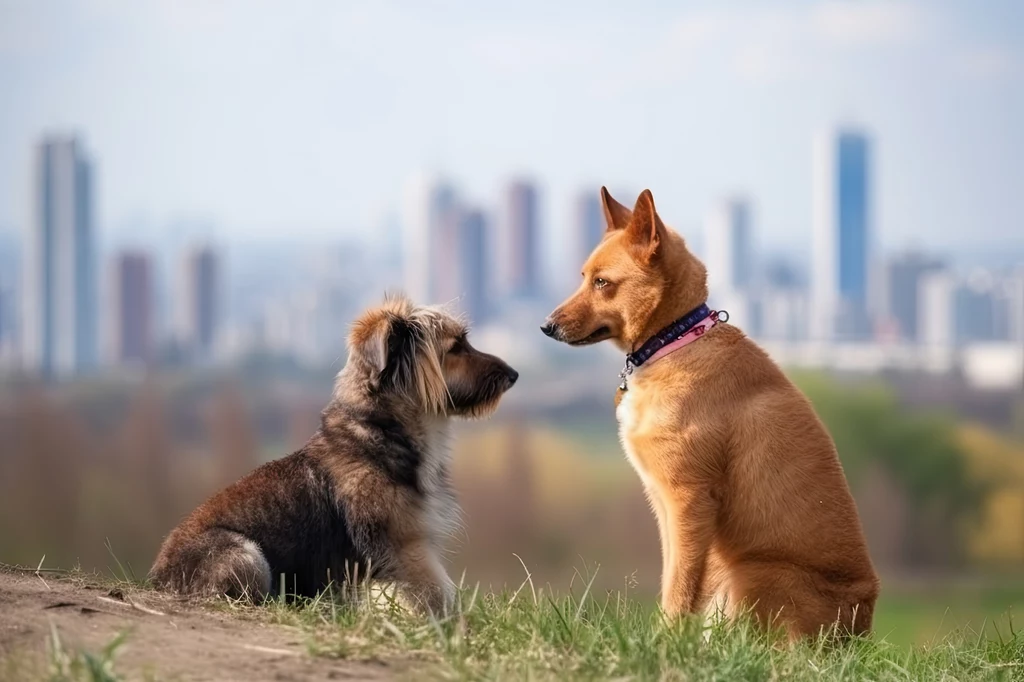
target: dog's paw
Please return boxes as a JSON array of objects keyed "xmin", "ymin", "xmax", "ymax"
[{"xmin": 401, "ymin": 578, "xmax": 456, "ymax": 618}]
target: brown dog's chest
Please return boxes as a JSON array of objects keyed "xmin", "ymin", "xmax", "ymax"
[{"xmin": 615, "ymin": 376, "xmax": 688, "ymax": 489}]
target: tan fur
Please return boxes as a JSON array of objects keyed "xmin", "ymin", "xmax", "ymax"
[{"xmin": 545, "ymin": 189, "xmax": 879, "ymax": 640}]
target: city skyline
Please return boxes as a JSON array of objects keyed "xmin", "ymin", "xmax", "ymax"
[
  {"xmin": 1, "ymin": 1, "xmax": 1021, "ymax": 259},
  {"xmin": 1, "ymin": 125, "xmax": 1023, "ymax": 384}
]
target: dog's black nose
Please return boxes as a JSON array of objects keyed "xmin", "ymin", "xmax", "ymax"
[
  {"xmin": 540, "ymin": 322, "xmax": 558, "ymax": 338},
  {"xmin": 506, "ymin": 368, "xmax": 519, "ymax": 386}
]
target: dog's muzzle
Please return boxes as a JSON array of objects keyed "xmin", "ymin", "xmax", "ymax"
[{"xmin": 540, "ymin": 322, "xmax": 561, "ymax": 339}]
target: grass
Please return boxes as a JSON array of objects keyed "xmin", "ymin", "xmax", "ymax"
[
  {"xmin": 5, "ymin": 562, "xmax": 1024, "ymax": 681},
  {"xmin": 45, "ymin": 624, "xmax": 130, "ymax": 682},
  {"xmin": 1, "ymin": 623, "xmax": 132, "ymax": 682},
  {"xmin": 233, "ymin": 568, "xmax": 1024, "ymax": 681}
]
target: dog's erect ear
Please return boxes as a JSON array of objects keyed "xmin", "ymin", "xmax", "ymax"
[
  {"xmin": 378, "ymin": 317, "xmax": 418, "ymax": 392},
  {"xmin": 600, "ymin": 187, "xmax": 632, "ymax": 233},
  {"xmin": 349, "ymin": 311, "xmax": 419, "ymax": 392},
  {"xmin": 626, "ymin": 189, "xmax": 664, "ymax": 262}
]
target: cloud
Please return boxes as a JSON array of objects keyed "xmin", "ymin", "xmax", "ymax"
[
  {"xmin": 953, "ymin": 46, "xmax": 1020, "ymax": 81},
  {"xmin": 810, "ymin": 1, "xmax": 925, "ymax": 47},
  {"xmin": 0, "ymin": 0, "xmax": 58, "ymax": 56}
]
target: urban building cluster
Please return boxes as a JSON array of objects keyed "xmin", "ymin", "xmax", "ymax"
[{"xmin": 0, "ymin": 129, "xmax": 1021, "ymax": 388}]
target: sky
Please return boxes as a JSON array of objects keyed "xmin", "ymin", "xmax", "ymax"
[{"xmin": 1, "ymin": 0, "xmax": 1022, "ymax": 263}]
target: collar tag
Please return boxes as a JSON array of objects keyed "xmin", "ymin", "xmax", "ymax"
[{"xmin": 618, "ymin": 358, "xmax": 634, "ymax": 391}]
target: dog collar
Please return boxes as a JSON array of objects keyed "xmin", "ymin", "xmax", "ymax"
[{"xmin": 617, "ymin": 304, "xmax": 728, "ymax": 391}]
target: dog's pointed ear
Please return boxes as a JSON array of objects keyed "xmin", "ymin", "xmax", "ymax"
[
  {"xmin": 627, "ymin": 189, "xmax": 664, "ymax": 262},
  {"xmin": 348, "ymin": 309, "xmax": 418, "ymax": 392},
  {"xmin": 600, "ymin": 186, "xmax": 632, "ymax": 233}
]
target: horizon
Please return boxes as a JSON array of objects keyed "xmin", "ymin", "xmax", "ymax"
[{"xmin": 2, "ymin": 0, "xmax": 1023, "ymax": 261}]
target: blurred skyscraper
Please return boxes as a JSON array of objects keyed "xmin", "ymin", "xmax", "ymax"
[
  {"xmin": 0, "ymin": 282, "xmax": 11, "ymax": 364},
  {"xmin": 22, "ymin": 135, "xmax": 97, "ymax": 378},
  {"xmin": 108, "ymin": 250, "xmax": 153, "ymax": 365},
  {"xmin": 704, "ymin": 197, "xmax": 755, "ymax": 333},
  {"xmin": 573, "ymin": 189, "xmax": 604, "ymax": 269},
  {"xmin": 812, "ymin": 129, "xmax": 872, "ymax": 341},
  {"xmin": 918, "ymin": 269, "xmax": 1014, "ymax": 348},
  {"xmin": 882, "ymin": 253, "xmax": 945, "ymax": 343},
  {"xmin": 459, "ymin": 208, "xmax": 488, "ymax": 324},
  {"xmin": 705, "ymin": 198, "xmax": 752, "ymax": 294},
  {"xmin": 176, "ymin": 245, "xmax": 219, "ymax": 360},
  {"xmin": 402, "ymin": 173, "xmax": 457, "ymax": 303},
  {"xmin": 498, "ymin": 179, "xmax": 540, "ymax": 300},
  {"xmin": 432, "ymin": 205, "xmax": 489, "ymax": 324}
]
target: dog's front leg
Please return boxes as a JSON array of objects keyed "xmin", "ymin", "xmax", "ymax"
[
  {"xmin": 393, "ymin": 537, "xmax": 456, "ymax": 617},
  {"xmin": 646, "ymin": 488, "xmax": 674, "ymax": 597},
  {"xmin": 661, "ymin": 486, "xmax": 718, "ymax": 618}
]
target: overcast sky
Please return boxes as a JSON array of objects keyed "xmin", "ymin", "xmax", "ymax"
[{"xmin": 1, "ymin": 0, "xmax": 1021, "ymax": 258}]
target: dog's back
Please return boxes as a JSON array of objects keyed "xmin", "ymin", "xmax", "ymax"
[
  {"xmin": 149, "ymin": 445, "xmax": 359, "ymax": 599},
  {"xmin": 632, "ymin": 325, "xmax": 879, "ymax": 637}
]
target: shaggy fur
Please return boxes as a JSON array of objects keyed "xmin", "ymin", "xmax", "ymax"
[
  {"xmin": 542, "ymin": 188, "xmax": 879, "ymax": 640},
  {"xmin": 149, "ymin": 295, "xmax": 518, "ymax": 615}
]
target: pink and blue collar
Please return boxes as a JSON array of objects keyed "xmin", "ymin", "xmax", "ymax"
[{"xmin": 618, "ymin": 304, "xmax": 727, "ymax": 391}]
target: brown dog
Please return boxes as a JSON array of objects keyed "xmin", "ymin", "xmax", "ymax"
[
  {"xmin": 542, "ymin": 188, "xmax": 878, "ymax": 639},
  {"xmin": 150, "ymin": 294, "xmax": 518, "ymax": 615}
]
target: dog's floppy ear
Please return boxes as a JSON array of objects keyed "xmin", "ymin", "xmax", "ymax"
[
  {"xmin": 600, "ymin": 186, "xmax": 632, "ymax": 233},
  {"xmin": 626, "ymin": 189, "xmax": 665, "ymax": 262},
  {"xmin": 348, "ymin": 309, "xmax": 419, "ymax": 392}
]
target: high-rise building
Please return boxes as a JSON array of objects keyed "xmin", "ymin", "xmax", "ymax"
[
  {"xmin": 955, "ymin": 271, "xmax": 1010, "ymax": 344},
  {"xmin": 22, "ymin": 135, "xmax": 97, "ymax": 378},
  {"xmin": 704, "ymin": 198, "xmax": 753, "ymax": 332},
  {"xmin": 573, "ymin": 189, "xmax": 604, "ymax": 268},
  {"xmin": 498, "ymin": 179, "xmax": 540, "ymax": 300},
  {"xmin": 918, "ymin": 269, "xmax": 1011, "ymax": 348},
  {"xmin": 176, "ymin": 245, "xmax": 219, "ymax": 359},
  {"xmin": 705, "ymin": 198, "xmax": 753, "ymax": 296},
  {"xmin": 459, "ymin": 208, "xmax": 488, "ymax": 324},
  {"xmin": 1008, "ymin": 269, "xmax": 1024, "ymax": 344},
  {"xmin": 402, "ymin": 173, "xmax": 457, "ymax": 303},
  {"xmin": 882, "ymin": 253, "xmax": 945, "ymax": 342},
  {"xmin": 108, "ymin": 250, "xmax": 153, "ymax": 365},
  {"xmin": 0, "ymin": 283, "xmax": 10, "ymax": 361},
  {"xmin": 918, "ymin": 270, "xmax": 955, "ymax": 349},
  {"xmin": 812, "ymin": 128, "xmax": 872, "ymax": 341},
  {"xmin": 0, "ymin": 237, "xmax": 15, "ymax": 363},
  {"xmin": 432, "ymin": 205, "xmax": 489, "ymax": 324}
]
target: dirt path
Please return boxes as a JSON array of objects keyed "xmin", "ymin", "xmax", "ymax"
[{"xmin": 0, "ymin": 569, "xmax": 397, "ymax": 681}]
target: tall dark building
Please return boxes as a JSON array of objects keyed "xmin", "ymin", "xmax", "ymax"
[
  {"xmin": 433, "ymin": 206, "xmax": 489, "ymax": 324},
  {"xmin": 812, "ymin": 128, "xmax": 872, "ymax": 341},
  {"xmin": 109, "ymin": 250, "xmax": 153, "ymax": 364},
  {"xmin": 459, "ymin": 208, "xmax": 488, "ymax": 324},
  {"xmin": 573, "ymin": 189, "xmax": 604, "ymax": 268},
  {"xmin": 23, "ymin": 135, "xmax": 97, "ymax": 377},
  {"xmin": 177, "ymin": 245, "xmax": 219, "ymax": 359},
  {"xmin": 883, "ymin": 252, "xmax": 944, "ymax": 342},
  {"xmin": 499, "ymin": 180, "xmax": 540, "ymax": 300}
]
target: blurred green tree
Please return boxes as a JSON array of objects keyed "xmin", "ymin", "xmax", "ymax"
[{"xmin": 793, "ymin": 372, "xmax": 985, "ymax": 569}]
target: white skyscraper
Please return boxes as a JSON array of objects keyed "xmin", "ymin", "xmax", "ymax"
[
  {"xmin": 704, "ymin": 198, "xmax": 753, "ymax": 328},
  {"xmin": 22, "ymin": 135, "xmax": 97, "ymax": 378},
  {"xmin": 401, "ymin": 173, "xmax": 457, "ymax": 303},
  {"xmin": 918, "ymin": 270, "xmax": 955, "ymax": 349},
  {"xmin": 812, "ymin": 128, "xmax": 873, "ymax": 342},
  {"xmin": 705, "ymin": 198, "xmax": 752, "ymax": 295}
]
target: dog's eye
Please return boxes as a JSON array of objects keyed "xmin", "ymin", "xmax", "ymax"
[
  {"xmin": 593, "ymin": 277, "xmax": 608, "ymax": 289},
  {"xmin": 448, "ymin": 337, "xmax": 466, "ymax": 355}
]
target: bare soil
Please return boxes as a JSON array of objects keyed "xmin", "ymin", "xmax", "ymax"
[{"xmin": 0, "ymin": 568, "xmax": 398, "ymax": 681}]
